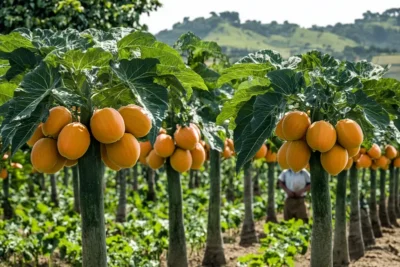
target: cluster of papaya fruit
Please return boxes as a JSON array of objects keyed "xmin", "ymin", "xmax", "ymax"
[
  {"xmin": 28, "ymin": 105, "xmax": 151, "ymax": 173},
  {"xmin": 275, "ymin": 111, "xmax": 364, "ymax": 175},
  {"xmin": 138, "ymin": 124, "xmax": 206, "ymax": 173}
]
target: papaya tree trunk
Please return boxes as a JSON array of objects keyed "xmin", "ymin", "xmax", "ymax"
[
  {"xmin": 239, "ymin": 164, "xmax": 258, "ymax": 246},
  {"xmin": 369, "ymin": 169, "xmax": 382, "ymax": 238},
  {"xmin": 63, "ymin": 167, "xmax": 70, "ymax": 187},
  {"xmin": 39, "ymin": 173, "xmax": 45, "ymax": 191},
  {"xmin": 28, "ymin": 174, "xmax": 35, "ymax": 198},
  {"xmin": 379, "ymin": 169, "xmax": 392, "ymax": 228},
  {"xmin": 360, "ymin": 169, "xmax": 375, "ymax": 247},
  {"xmin": 194, "ymin": 170, "xmax": 201, "ymax": 188},
  {"xmin": 202, "ymin": 150, "xmax": 226, "ymax": 266},
  {"xmin": 388, "ymin": 163, "xmax": 399, "ymax": 227},
  {"xmin": 116, "ymin": 170, "xmax": 127, "ymax": 223},
  {"xmin": 50, "ymin": 174, "xmax": 59, "ymax": 207},
  {"xmin": 309, "ymin": 152, "xmax": 332, "ymax": 267},
  {"xmin": 253, "ymin": 167, "xmax": 261, "ymax": 197},
  {"xmin": 333, "ymin": 170, "xmax": 350, "ymax": 267},
  {"xmin": 78, "ymin": 107, "xmax": 107, "ymax": 267},
  {"xmin": 166, "ymin": 159, "xmax": 188, "ymax": 267},
  {"xmin": 395, "ymin": 168, "xmax": 400, "ymax": 218},
  {"xmin": 348, "ymin": 165, "xmax": 365, "ymax": 260},
  {"xmin": 189, "ymin": 170, "xmax": 195, "ymax": 189},
  {"xmin": 72, "ymin": 165, "xmax": 80, "ymax": 213},
  {"xmin": 2, "ymin": 174, "xmax": 13, "ymax": 220},
  {"xmin": 132, "ymin": 165, "xmax": 138, "ymax": 191},
  {"xmin": 146, "ymin": 167, "xmax": 156, "ymax": 201},
  {"xmin": 266, "ymin": 162, "xmax": 278, "ymax": 223},
  {"xmin": 225, "ymin": 170, "xmax": 235, "ymax": 202}
]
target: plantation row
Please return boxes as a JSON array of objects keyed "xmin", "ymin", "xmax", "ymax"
[{"xmin": 1, "ymin": 28, "xmax": 400, "ymax": 267}]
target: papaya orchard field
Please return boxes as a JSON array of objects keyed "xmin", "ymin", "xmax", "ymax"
[{"xmin": 1, "ymin": 28, "xmax": 400, "ymax": 267}]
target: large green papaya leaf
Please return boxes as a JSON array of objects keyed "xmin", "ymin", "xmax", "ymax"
[{"xmin": 110, "ymin": 58, "xmax": 168, "ymax": 144}]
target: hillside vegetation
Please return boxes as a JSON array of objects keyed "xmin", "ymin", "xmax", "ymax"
[{"xmin": 156, "ymin": 8, "xmax": 400, "ymax": 78}]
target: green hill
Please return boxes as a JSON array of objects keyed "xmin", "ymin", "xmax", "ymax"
[{"xmin": 156, "ymin": 9, "xmax": 400, "ymax": 77}]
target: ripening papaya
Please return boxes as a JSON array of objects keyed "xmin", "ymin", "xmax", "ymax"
[
  {"xmin": 146, "ymin": 150, "xmax": 165, "ymax": 170},
  {"xmin": 286, "ymin": 140, "xmax": 311, "ymax": 172},
  {"xmin": 226, "ymin": 139, "xmax": 234, "ymax": 152},
  {"xmin": 375, "ymin": 156, "xmax": 389, "ymax": 168},
  {"xmin": 265, "ymin": 150, "xmax": 277, "ymax": 163},
  {"xmin": 46, "ymin": 155, "xmax": 67, "ymax": 174},
  {"xmin": 320, "ymin": 145, "xmax": 348, "ymax": 176},
  {"xmin": 90, "ymin": 108, "xmax": 125, "ymax": 144},
  {"xmin": 306, "ymin": 121, "xmax": 336, "ymax": 152},
  {"xmin": 139, "ymin": 141, "xmax": 153, "ymax": 163},
  {"xmin": 118, "ymin": 105, "xmax": 151, "ymax": 138},
  {"xmin": 27, "ymin": 123, "xmax": 45, "ymax": 147},
  {"xmin": 335, "ymin": 119, "xmax": 363, "ymax": 149},
  {"xmin": 385, "ymin": 145, "xmax": 397, "ymax": 159},
  {"xmin": 31, "ymin": 138, "xmax": 62, "ymax": 173},
  {"xmin": 393, "ymin": 157, "xmax": 400, "ymax": 168},
  {"xmin": 154, "ymin": 134, "xmax": 175, "ymax": 157},
  {"xmin": 277, "ymin": 142, "xmax": 291, "ymax": 170},
  {"xmin": 359, "ymin": 147, "xmax": 367, "ymax": 154},
  {"xmin": 222, "ymin": 146, "xmax": 233, "ymax": 159},
  {"xmin": 282, "ymin": 111, "xmax": 311, "ymax": 141},
  {"xmin": 57, "ymin": 123, "xmax": 91, "ymax": 160},
  {"xmin": 0, "ymin": 169, "xmax": 7, "ymax": 179},
  {"xmin": 367, "ymin": 144, "xmax": 381, "ymax": 159},
  {"xmin": 42, "ymin": 106, "xmax": 72, "ymax": 138},
  {"xmin": 174, "ymin": 125, "xmax": 199, "ymax": 150},
  {"xmin": 344, "ymin": 157, "xmax": 353, "ymax": 170},
  {"xmin": 371, "ymin": 162, "xmax": 379, "ymax": 170},
  {"xmin": 356, "ymin": 154, "xmax": 372, "ymax": 169},
  {"xmin": 65, "ymin": 159, "xmax": 78, "ymax": 167},
  {"xmin": 190, "ymin": 143, "xmax": 206, "ymax": 170},
  {"xmin": 275, "ymin": 116, "xmax": 286, "ymax": 140},
  {"xmin": 347, "ymin": 146, "xmax": 360, "ymax": 158},
  {"xmin": 106, "ymin": 133, "xmax": 140, "ymax": 168},
  {"xmin": 170, "ymin": 148, "xmax": 192, "ymax": 173},
  {"xmin": 191, "ymin": 123, "xmax": 201, "ymax": 140},
  {"xmin": 254, "ymin": 144, "xmax": 268, "ymax": 159},
  {"xmin": 100, "ymin": 144, "xmax": 121, "ymax": 171}
]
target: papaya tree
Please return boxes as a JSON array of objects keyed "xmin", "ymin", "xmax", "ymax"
[
  {"xmin": 216, "ymin": 50, "xmax": 394, "ymax": 267},
  {"xmin": 0, "ymin": 28, "xmax": 205, "ymax": 267},
  {"xmin": 173, "ymin": 32, "xmax": 230, "ymax": 266}
]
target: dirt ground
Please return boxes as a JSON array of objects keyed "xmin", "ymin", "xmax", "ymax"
[{"xmin": 188, "ymin": 219, "xmax": 400, "ymax": 267}]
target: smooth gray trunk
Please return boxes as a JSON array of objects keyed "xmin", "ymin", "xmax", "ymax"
[
  {"xmin": 253, "ymin": 168, "xmax": 261, "ymax": 197},
  {"xmin": 388, "ymin": 163, "xmax": 399, "ymax": 227},
  {"xmin": 78, "ymin": 106, "xmax": 107, "ymax": 267},
  {"xmin": 116, "ymin": 170, "xmax": 127, "ymax": 222},
  {"xmin": 310, "ymin": 152, "xmax": 332, "ymax": 267},
  {"xmin": 2, "ymin": 173, "xmax": 13, "ymax": 219},
  {"xmin": 146, "ymin": 167, "xmax": 156, "ymax": 201},
  {"xmin": 348, "ymin": 165, "xmax": 365, "ymax": 260},
  {"xmin": 333, "ymin": 170, "xmax": 350, "ymax": 267},
  {"xmin": 266, "ymin": 162, "xmax": 278, "ymax": 223},
  {"xmin": 239, "ymin": 165, "xmax": 258, "ymax": 246},
  {"xmin": 202, "ymin": 150, "xmax": 226, "ymax": 266},
  {"xmin": 50, "ymin": 174, "xmax": 59, "ymax": 207},
  {"xmin": 166, "ymin": 159, "xmax": 188, "ymax": 267},
  {"xmin": 395, "ymin": 168, "xmax": 400, "ymax": 218},
  {"xmin": 72, "ymin": 165, "xmax": 80, "ymax": 213},
  {"xmin": 360, "ymin": 169, "xmax": 375, "ymax": 247},
  {"xmin": 369, "ymin": 169, "xmax": 382, "ymax": 238},
  {"xmin": 379, "ymin": 169, "xmax": 392, "ymax": 228},
  {"xmin": 63, "ymin": 167, "xmax": 69, "ymax": 187},
  {"xmin": 132, "ymin": 165, "xmax": 138, "ymax": 191}
]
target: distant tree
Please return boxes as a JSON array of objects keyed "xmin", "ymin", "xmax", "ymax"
[
  {"xmin": 0, "ymin": 0, "xmax": 162, "ymax": 33},
  {"xmin": 219, "ymin": 11, "xmax": 240, "ymax": 25}
]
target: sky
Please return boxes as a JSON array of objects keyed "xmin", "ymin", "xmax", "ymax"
[{"xmin": 141, "ymin": 0, "xmax": 399, "ymax": 34}]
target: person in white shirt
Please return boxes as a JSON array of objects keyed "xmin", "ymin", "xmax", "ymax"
[{"xmin": 278, "ymin": 168, "xmax": 311, "ymax": 223}]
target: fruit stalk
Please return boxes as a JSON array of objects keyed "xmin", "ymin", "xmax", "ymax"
[
  {"xmin": 78, "ymin": 107, "xmax": 107, "ymax": 267},
  {"xmin": 333, "ymin": 170, "xmax": 350, "ymax": 267},
  {"xmin": 202, "ymin": 149, "xmax": 226, "ymax": 266},
  {"xmin": 310, "ymin": 152, "xmax": 332, "ymax": 267}
]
